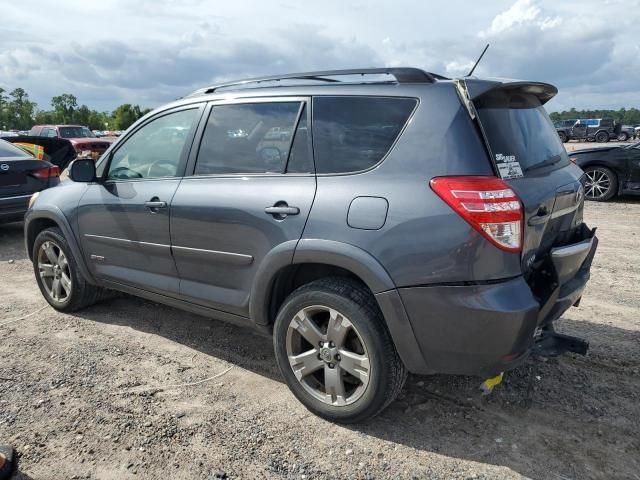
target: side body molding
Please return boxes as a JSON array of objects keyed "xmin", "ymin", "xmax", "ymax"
[{"xmin": 24, "ymin": 208, "xmax": 96, "ymax": 285}]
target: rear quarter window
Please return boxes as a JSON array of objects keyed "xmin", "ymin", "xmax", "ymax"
[{"xmin": 312, "ymin": 96, "xmax": 417, "ymax": 174}]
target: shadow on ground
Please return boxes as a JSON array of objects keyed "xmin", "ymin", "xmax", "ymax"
[{"xmin": 72, "ymin": 294, "xmax": 640, "ymax": 480}]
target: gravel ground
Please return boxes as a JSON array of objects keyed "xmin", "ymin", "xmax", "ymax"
[{"xmin": 1, "ymin": 198, "xmax": 639, "ymax": 480}]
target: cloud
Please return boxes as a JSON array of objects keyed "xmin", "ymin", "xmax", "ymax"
[{"xmin": 0, "ymin": 0, "xmax": 638, "ymax": 112}]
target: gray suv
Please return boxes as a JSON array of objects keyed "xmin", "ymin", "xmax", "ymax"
[{"xmin": 25, "ymin": 68, "xmax": 598, "ymax": 423}]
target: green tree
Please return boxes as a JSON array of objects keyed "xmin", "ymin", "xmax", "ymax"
[
  {"xmin": 111, "ymin": 104, "xmax": 149, "ymax": 130},
  {"xmin": 6, "ymin": 88, "xmax": 36, "ymax": 130},
  {"xmin": 50, "ymin": 93, "xmax": 78, "ymax": 123}
]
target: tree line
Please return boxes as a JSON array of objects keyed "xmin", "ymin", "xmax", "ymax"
[
  {"xmin": 549, "ymin": 108, "xmax": 640, "ymax": 125},
  {"xmin": 0, "ymin": 87, "xmax": 152, "ymax": 131}
]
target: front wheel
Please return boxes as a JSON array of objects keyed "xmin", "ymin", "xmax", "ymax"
[
  {"xmin": 273, "ymin": 278, "xmax": 407, "ymax": 423},
  {"xmin": 558, "ymin": 131, "xmax": 568, "ymax": 143},
  {"xmin": 584, "ymin": 166, "xmax": 618, "ymax": 201},
  {"xmin": 618, "ymin": 132, "xmax": 629, "ymax": 141},
  {"xmin": 33, "ymin": 227, "xmax": 106, "ymax": 312}
]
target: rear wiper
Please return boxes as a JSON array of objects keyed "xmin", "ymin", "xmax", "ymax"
[{"xmin": 523, "ymin": 154, "xmax": 563, "ymax": 172}]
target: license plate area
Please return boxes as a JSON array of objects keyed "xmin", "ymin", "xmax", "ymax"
[{"xmin": 0, "ymin": 172, "xmax": 26, "ymax": 186}]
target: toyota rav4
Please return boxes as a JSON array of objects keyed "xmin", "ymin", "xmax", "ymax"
[{"xmin": 24, "ymin": 68, "xmax": 598, "ymax": 423}]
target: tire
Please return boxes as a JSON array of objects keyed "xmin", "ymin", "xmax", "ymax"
[
  {"xmin": 33, "ymin": 227, "xmax": 106, "ymax": 312},
  {"xmin": 618, "ymin": 132, "xmax": 629, "ymax": 142},
  {"xmin": 595, "ymin": 131, "xmax": 609, "ymax": 143},
  {"xmin": 584, "ymin": 166, "xmax": 618, "ymax": 201},
  {"xmin": 273, "ymin": 277, "xmax": 407, "ymax": 423},
  {"xmin": 558, "ymin": 131, "xmax": 568, "ymax": 143}
]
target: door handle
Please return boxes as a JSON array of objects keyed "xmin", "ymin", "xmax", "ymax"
[
  {"xmin": 144, "ymin": 199, "xmax": 167, "ymax": 211},
  {"xmin": 265, "ymin": 203, "xmax": 300, "ymax": 218}
]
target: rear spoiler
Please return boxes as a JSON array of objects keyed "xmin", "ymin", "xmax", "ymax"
[
  {"xmin": 2, "ymin": 136, "xmax": 77, "ymax": 170},
  {"xmin": 454, "ymin": 78, "xmax": 558, "ymax": 119}
]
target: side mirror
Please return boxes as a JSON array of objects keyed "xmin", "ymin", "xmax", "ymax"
[{"xmin": 69, "ymin": 159, "xmax": 96, "ymax": 183}]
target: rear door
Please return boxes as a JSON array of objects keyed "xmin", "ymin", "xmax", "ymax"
[
  {"xmin": 472, "ymin": 86, "xmax": 586, "ymax": 272},
  {"xmin": 170, "ymin": 98, "xmax": 315, "ymax": 317}
]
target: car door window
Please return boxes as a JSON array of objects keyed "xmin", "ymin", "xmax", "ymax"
[
  {"xmin": 44, "ymin": 128, "xmax": 57, "ymax": 138},
  {"xmin": 107, "ymin": 108, "xmax": 198, "ymax": 180},
  {"xmin": 194, "ymin": 102, "xmax": 302, "ymax": 175}
]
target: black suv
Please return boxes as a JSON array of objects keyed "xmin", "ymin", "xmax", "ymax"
[
  {"xmin": 556, "ymin": 118, "xmax": 621, "ymax": 143},
  {"xmin": 25, "ymin": 68, "xmax": 597, "ymax": 422}
]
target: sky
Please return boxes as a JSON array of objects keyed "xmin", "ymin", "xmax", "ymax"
[{"xmin": 1, "ymin": 0, "xmax": 638, "ymax": 113}]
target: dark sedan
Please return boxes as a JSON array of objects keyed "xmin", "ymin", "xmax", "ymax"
[
  {"xmin": 0, "ymin": 139, "xmax": 61, "ymax": 223},
  {"xmin": 570, "ymin": 142, "xmax": 640, "ymax": 201}
]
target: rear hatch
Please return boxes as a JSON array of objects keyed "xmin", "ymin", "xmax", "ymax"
[{"xmin": 463, "ymin": 79, "xmax": 588, "ymax": 276}]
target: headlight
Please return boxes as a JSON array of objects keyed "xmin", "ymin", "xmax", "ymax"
[{"xmin": 28, "ymin": 192, "xmax": 40, "ymax": 209}]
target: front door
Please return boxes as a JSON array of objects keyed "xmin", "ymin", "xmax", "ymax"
[
  {"xmin": 78, "ymin": 106, "xmax": 202, "ymax": 295},
  {"xmin": 170, "ymin": 99, "xmax": 315, "ymax": 316}
]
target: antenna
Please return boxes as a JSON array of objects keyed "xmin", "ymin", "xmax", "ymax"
[{"xmin": 467, "ymin": 44, "xmax": 489, "ymax": 77}]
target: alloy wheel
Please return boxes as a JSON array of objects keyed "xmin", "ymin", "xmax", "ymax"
[
  {"xmin": 585, "ymin": 168, "xmax": 612, "ymax": 200},
  {"xmin": 286, "ymin": 305, "xmax": 371, "ymax": 406},
  {"xmin": 37, "ymin": 240, "xmax": 72, "ymax": 303}
]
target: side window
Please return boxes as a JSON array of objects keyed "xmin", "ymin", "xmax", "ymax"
[
  {"xmin": 44, "ymin": 128, "xmax": 57, "ymax": 138},
  {"xmin": 312, "ymin": 96, "xmax": 417, "ymax": 174},
  {"xmin": 286, "ymin": 104, "xmax": 313, "ymax": 173},
  {"xmin": 195, "ymin": 102, "xmax": 301, "ymax": 175},
  {"xmin": 107, "ymin": 108, "xmax": 198, "ymax": 180}
]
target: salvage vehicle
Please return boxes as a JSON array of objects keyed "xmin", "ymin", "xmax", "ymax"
[
  {"xmin": 24, "ymin": 68, "xmax": 598, "ymax": 422},
  {"xmin": 29, "ymin": 125, "xmax": 111, "ymax": 160},
  {"xmin": 0, "ymin": 139, "xmax": 61, "ymax": 223},
  {"xmin": 570, "ymin": 141, "xmax": 640, "ymax": 200},
  {"xmin": 556, "ymin": 118, "xmax": 621, "ymax": 143}
]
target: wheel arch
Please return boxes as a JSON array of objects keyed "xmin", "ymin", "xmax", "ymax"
[
  {"xmin": 250, "ymin": 239, "xmax": 397, "ymax": 327},
  {"xmin": 25, "ymin": 209, "xmax": 96, "ymax": 284}
]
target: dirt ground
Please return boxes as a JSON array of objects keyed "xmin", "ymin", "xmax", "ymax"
[{"xmin": 1, "ymin": 197, "xmax": 639, "ymax": 480}]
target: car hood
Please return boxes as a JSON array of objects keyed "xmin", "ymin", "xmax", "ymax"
[
  {"xmin": 67, "ymin": 138, "xmax": 112, "ymax": 145},
  {"xmin": 569, "ymin": 146, "xmax": 621, "ymax": 156}
]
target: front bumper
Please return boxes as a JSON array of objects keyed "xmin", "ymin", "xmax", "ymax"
[{"xmin": 388, "ymin": 225, "xmax": 598, "ymax": 377}]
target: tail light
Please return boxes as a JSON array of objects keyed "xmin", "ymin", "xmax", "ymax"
[
  {"xmin": 33, "ymin": 165, "xmax": 61, "ymax": 179},
  {"xmin": 430, "ymin": 176, "xmax": 523, "ymax": 252}
]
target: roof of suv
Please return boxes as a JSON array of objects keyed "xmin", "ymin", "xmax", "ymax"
[{"xmin": 187, "ymin": 68, "xmax": 449, "ymax": 98}]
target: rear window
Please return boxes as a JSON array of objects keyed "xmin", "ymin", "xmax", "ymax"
[
  {"xmin": 312, "ymin": 96, "xmax": 417, "ymax": 174},
  {"xmin": 0, "ymin": 139, "xmax": 32, "ymax": 158},
  {"xmin": 475, "ymin": 91, "xmax": 568, "ymax": 174}
]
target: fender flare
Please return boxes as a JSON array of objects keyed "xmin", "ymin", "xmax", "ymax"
[
  {"xmin": 24, "ymin": 208, "xmax": 97, "ymax": 284},
  {"xmin": 249, "ymin": 238, "xmax": 396, "ymax": 326}
]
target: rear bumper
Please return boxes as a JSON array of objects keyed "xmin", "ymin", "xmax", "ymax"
[
  {"xmin": 385, "ymin": 226, "xmax": 598, "ymax": 377},
  {"xmin": 0, "ymin": 193, "xmax": 31, "ymax": 223}
]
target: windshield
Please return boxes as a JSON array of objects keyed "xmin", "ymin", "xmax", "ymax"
[
  {"xmin": 59, "ymin": 126, "xmax": 95, "ymax": 139},
  {"xmin": 0, "ymin": 139, "xmax": 33, "ymax": 158},
  {"xmin": 475, "ymin": 91, "xmax": 569, "ymax": 173}
]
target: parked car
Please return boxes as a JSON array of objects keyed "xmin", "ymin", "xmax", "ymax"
[
  {"xmin": 0, "ymin": 138, "xmax": 61, "ymax": 223},
  {"xmin": 25, "ymin": 68, "xmax": 597, "ymax": 422},
  {"xmin": 569, "ymin": 141, "xmax": 640, "ymax": 201},
  {"xmin": 28, "ymin": 125, "xmax": 111, "ymax": 160},
  {"xmin": 618, "ymin": 125, "xmax": 635, "ymax": 141},
  {"xmin": 556, "ymin": 118, "xmax": 621, "ymax": 143}
]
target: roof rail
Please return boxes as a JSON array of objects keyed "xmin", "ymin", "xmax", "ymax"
[{"xmin": 188, "ymin": 68, "xmax": 445, "ymax": 96}]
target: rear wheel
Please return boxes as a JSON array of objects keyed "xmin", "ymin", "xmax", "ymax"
[
  {"xmin": 33, "ymin": 227, "xmax": 107, "ymax": 312},
  {"xmin": 595, "ymin": 131, "xmax": 609, "ymax": 143},
  {"xmin": 273, "ymin": 278, "xmax": 406, "ymax": 423},
  {"xmin": 584, "ymin": 166, "xmax": 617, "ymax": 201}
]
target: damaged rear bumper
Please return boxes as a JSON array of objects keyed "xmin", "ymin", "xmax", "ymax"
[{"xmin": 392, "ymin": 224, "xmax": 598, "ymax": 377}]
